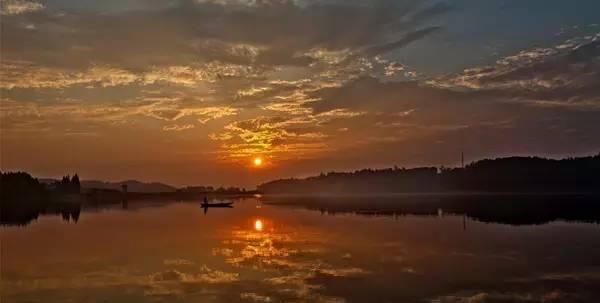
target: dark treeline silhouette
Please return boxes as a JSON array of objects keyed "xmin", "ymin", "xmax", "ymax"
[
  {"xmin": 1, "ymin": 172, "xmax": 81, "ymax": 225},
  {"xmin": 52, "ymin": 174, "xmax": 81, "ymax": 193},
  {"xmin": 1, "ymin": 170, "xmax": 257, "ymax": 225},
  {"xmin": 85, "ymin": 188, "xmax": 256, "ymax": 205},
  {"xmin": 262, "ymin": 194, "xmax": 600, "ymax": 226},
  {"xmin": 80, "ymin": 180, "xmax": 175, "ymax": 193},
  {"xmin": 258, "ymin": 154, "xmax": 600, "ymax": 194},
  {"xmin": 85, "ymin": 185, "xmax": 255, "ymax": 205},
  {"xmin": 178, "ymin": 186, "xmax": 248, "ymax": 194}
]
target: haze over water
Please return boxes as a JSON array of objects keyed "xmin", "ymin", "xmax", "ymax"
[{"xmin": 2, "ymin": 197, "xmax": 600, "ymax": 303}]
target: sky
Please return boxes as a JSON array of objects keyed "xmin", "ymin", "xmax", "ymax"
[{"xmin": 1, "ymin": 0, "xmax": 599, "ymax": 187}]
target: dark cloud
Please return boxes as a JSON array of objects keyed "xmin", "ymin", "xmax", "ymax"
[
  {"xmin": 309, "ymin": 76, "xmax": 465, "ymax": 114},
  {"xmin": 362, "ymin": 26, "xmax": 441, "ymax": 57},
  {"xmin": 435, "ymin": 37, "xmax": 600, "ymax": 109},
  {"xmin": 302, "ymin": 51, "xmax": 600, "ymax": 165},
  {"xmin": 0, "ymin": 1, "xmax": 451, "ymax": 70},
  {"xmin": 410, "ymin": 2, "xmax": 454, "ymax": 21}
]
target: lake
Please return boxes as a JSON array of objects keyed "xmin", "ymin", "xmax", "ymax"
[{"xmin": 2, "ymin": 196, "xmax": 600, "ymax": 303}]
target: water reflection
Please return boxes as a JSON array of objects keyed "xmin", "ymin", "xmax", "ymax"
[
  {"xmin": 213, "ymin": 214, "xmax": 364, "ymax": 302},
  {"xmin": 262, "ymin": 194, "xmax": 600, "ymax": 225},
  {"xmin": 1, "ymin": 202, "xmax": 82, "ymax": 226},
  {"xmin": 2, "ymin": 198, "xmax": 600, "ymax": 303},
  {"xmin": 254, "ymin": 219, "xmax": 264, "ymax": 231},
  {"xmin": 201, "ymin": 201, "xmax": 235, "ymax": 215},
  {"xmin": 4, "ymin": 194, "xmax": 599, "ymax": 227}
]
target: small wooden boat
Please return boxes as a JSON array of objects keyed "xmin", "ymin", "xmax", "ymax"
[
  {"xmin": 201, "ymin": 197, "xmax": 233, "ymax": 208},
  {"xmin": 201, "ymin": 201, "xmax": 233, "ymax": 208}
]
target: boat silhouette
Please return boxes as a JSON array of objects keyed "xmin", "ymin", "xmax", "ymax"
[{"xmin": 201, "ymin": 197, "xmax": 234, "ymax": 208}]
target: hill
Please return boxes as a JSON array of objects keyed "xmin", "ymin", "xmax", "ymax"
[{"xmin": 81, "ymin": 180, "xmax": 177, "ymax": 193}]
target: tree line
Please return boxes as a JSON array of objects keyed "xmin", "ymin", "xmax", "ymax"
[
  {"xmin": 1, "ymin": 172, "xmax": 81, "ymax": 225},
  {"xmin": 258, "ymin": 154, "xmax": 600, "ymax": 194}
]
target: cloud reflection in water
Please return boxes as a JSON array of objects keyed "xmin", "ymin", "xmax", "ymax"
[
  {"xmin": 214, "ymin": 215, "xmax": 369, "ymax": 302},
  {"xmin": 3, "ymin": 200, "xmax": 600, "ymax": 303}
]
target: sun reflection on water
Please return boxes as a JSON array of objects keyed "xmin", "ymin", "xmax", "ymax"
[
  {"xmin": 209, "ymin": 214, "xmax": 369, "ymax": 302},
  {"xmin": 254, "ymin": 219, "xmax": 264, "ymax": 231}
]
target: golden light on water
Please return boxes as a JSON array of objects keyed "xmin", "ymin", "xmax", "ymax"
[
  {"xmin": 254, "ymin": 219, "xmax": 263, "ymax": 231},
  {"xmin": 253, "ymin": 157, "xmax": 263, "ymax": 167}
]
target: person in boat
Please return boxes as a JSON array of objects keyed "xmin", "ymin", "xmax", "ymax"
[{"xmin": 203, "ymin": 196, "xmax": 208, "ymax": 205}]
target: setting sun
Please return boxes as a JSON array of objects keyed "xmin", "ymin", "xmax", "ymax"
[
  {"xmin": 254, "ymin": 219, "xmax": 263, "ymax": 231},
  {"xmin": 253, "ymin": 157, "xmax": 263, "ymax": 167}
]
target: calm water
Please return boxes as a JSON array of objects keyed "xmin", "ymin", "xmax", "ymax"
[{"xmin": 2, "ymin": 197, "xmax": 600, "ymax": 303}]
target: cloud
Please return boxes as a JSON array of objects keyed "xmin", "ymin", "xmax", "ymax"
[
  {"xmin": 240, "ymin": 292, "xmax": 273, "ymax": 302},
  {"xmin": 384, "ymin": 62, "xmax": 405, "ymax": 76},
  {"xmin": 215, "ymin": 116, "xmax": 327, "ymax": 158},
  {"xmin": 301, "ymin": 48, "xmax": 353, "ymax": 65},
  {"xmin": 209, "ymin": 44, "xmax": 600, "ymax": 164},
  {"xmin": 0, "ymin": 61, "xmax": 267, "ymax": 90},
  {"xmin": 0, "ymin": 98, "xmax": 136, "ymax": 133},
  {"xmin": 212, "ymin": 225, "xmax": 358, "ymax": 303},
  {"xmin": 163, "ymin": 259, "xmax": 195, "ymax": 266},
  {"xmin": 149, "ymin": 266, "xmax": 239, "ymax": 285},
  {"xmin": 410, "ymin": 2, "xmax": 454, "ymax": 21},
  {"xmin": 315, "ymin": 109, "xmax": 365, "ymax": 118},
  {"xmin": 209, "ymin": 106, "xmax": 365, "ymax": 161},
  {"xmin": 0, "ymin": 95, "xmax": 239, "ymax": 135},
  {"xmin": 308, "ymin": 76, "xmax": 445, "ymax": 114},
  {"xmin": 144, "ymin": 266, "xmax": 240, "ymax": 297},
  {"xmin": 0, "ymin": 0, "xmax": 43, "ymax": 15},
  {"xmin": 317, "ymin": 267, "xmax": 369, "ymax": 277},
  {"xmin": 140, "ymin": 104, "xmax": 238, "ymax": 124},
  {"xmin": 237, "ymin": 86, "xmax": 273, "ymax": 98},
  {"xmin": 434, "ymin": 290, "xmax": 593, "ymax": 303},
  {"xmin": 360, "ymin": 26, "xmax": 442, "ymax": 58},
  {"xmin": 163, "ymin": 124, "xmax": 195, "ymax": 131},
  {"xmin": 143, "ymin": 63, "xmax": 267, "ymax": 86},
  {"xmin": 429, "ymin": 33, "xmax": 600, "ymax": 110},
  {"xmin": 0, "ymin": 61, "xmax": 138, "ymax": 89},
  {"xmin": 0, "ymin": 0, "xmax": 452, "ymax": 72},
  {"xmin": 194, "ymin": 0, "xmax": 304, "ymax": 8}
]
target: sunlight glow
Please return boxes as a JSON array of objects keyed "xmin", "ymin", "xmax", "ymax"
[
  {"xmin": 253, "ymin": 157, "xmax": 263, "ymax": 167},
  {"xmin": 254, "ymin": 219, "xmax": 263, "ymax": 231}
]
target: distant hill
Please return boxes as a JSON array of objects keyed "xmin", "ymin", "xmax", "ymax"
[
  {"xmin": 81, "ymin": 180, "xmax": 177, "ymax": 193},
  {"xmin": 39, "ymin": 178, "xmax": 176, "ymax": 193},
  {"xmin": 258, "ymin": 154, "xmax": 600, "ymax": 194}
]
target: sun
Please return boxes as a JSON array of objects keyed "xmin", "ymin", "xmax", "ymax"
[
  {"xmin": 254, "ymin": 219, "xmax": 263, "ymax": 231},
  {"xmin": 253, "ymin": 157, "xmax": 263, "ymax": 167}
]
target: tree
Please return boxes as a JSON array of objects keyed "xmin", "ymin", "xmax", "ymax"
[{"xmin": 71, "ymin": 174, "xmax": 80, "ymax": 193}]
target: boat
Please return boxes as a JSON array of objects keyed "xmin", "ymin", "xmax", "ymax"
[
  {"xmin": 201, "ymin": 197, "xmax": 233, "ymax": 208},
  {"xmin": 201, "ymin": 201, "xmax": 233, "ymax": 208}
]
